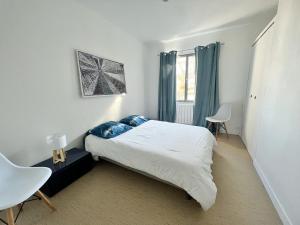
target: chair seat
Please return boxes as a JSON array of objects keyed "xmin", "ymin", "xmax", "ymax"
[
  {"xmin": 206, "ymin": 116, "xmax": 229, "ymax": 123},
  {"xmin": 0, "ymin": 167, "xmax": 51, "ymax": 210},
  {"xmin": 206, "ymin": 103, "xmax": 231, "ymax": 124}
]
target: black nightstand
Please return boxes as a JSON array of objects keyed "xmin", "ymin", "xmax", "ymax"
[{"xmin": 34, "ymin": 148, "xmax": 94, "ymax": 197}]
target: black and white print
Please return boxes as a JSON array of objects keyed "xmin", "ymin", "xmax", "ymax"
[{"xmin": 76, "ymin": 50, "xmax": 126, "ymax": 96}]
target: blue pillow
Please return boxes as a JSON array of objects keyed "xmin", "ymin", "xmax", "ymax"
[
  {"xmin": 120, "ymin": 115, "xmax": 149, "ymax": 127},
  {"xmin": 89, "ymin": 121, "xmax": 132, "ymax": 139}
]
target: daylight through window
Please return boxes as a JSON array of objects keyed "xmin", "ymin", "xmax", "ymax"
[{"xmin": 176, "ymin": 54, "xmax": 196, "ymax": 101}]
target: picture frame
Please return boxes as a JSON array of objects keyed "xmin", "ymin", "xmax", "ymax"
[{"xmin": 76, "ymin": 50, "xmax": 127, "ymax": 97}]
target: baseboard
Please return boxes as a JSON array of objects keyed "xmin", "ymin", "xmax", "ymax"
[{"xmin": 253, "ymin": 159, "xmax": 293, "ymax": 225}]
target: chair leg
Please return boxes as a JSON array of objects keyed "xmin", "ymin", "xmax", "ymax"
[
  {"xmin": 223, "ymin": 122, "xmax": 229, "ymax": 138},
  {"xmin": 36, "ymin": 190, "xmax": 56, "ymax": 211},
  {"xmin": 215, "ymin": 123, "xmax": 219, "ymax": 139},
  {"xmin": 207, "ymin": 121, "xmax": 212, "ymax": 130},
  {"xmin": 17, "ymin": 203, "xmax": 23, "ymax": 212},
  {"xmin": 6, "ymin": 208, "xmax": 15, "ymax": 225}
]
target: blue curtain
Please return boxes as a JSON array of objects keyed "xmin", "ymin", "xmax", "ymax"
[
  {"xmin": 158, "ymin": 51, "xmax": 177, "ymax": 122},
  {"xmin": 193, "ymin": 42, "xmax": 220, "ymax": 127}
]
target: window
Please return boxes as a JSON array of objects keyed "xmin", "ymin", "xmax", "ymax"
[{"xmin": 176, "ymin": 54, "xmax": 196, "ymax": 101}]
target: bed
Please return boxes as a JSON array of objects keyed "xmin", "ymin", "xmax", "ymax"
[{"xmin": 85, "ymin": 120, "xmax": 217, "ymax": 210}]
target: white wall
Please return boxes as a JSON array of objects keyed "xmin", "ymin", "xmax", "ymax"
[
  {"xmin": 144, "ymin": 13, "xmax": 275, "ymax": 135},
  {"xmin": 249, "ymin": 0, "xmax": 300, "ymax": 224},
  {"xmin": 0, "ymin": 0, "xmax": 145, "ymax": 166}
]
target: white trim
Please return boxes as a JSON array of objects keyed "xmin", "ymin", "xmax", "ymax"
[
  {"xmin": 253, "ymin": 158, "xmax": 293, "ymax": 225},
  {"xmin": 252, "ymin": 16, "xmax": 276, "ymax": 47}
]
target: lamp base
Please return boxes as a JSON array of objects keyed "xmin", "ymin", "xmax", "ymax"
[{"xmin": 53, "ymin": 149, "xmax": 66, "ymax": 164}]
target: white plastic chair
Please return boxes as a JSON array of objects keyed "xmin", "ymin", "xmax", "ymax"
[
  {"xmin": 206, "ymin": 104, "xmax": 231, "ymax": 138},
  {"xmin": 0, "ymin": 153, "xmax": 55, "ymax": 225}
]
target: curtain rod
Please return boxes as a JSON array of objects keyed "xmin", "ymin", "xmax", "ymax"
[{"xmin": 157, "ymin": 42, "xmax": 224, "ymax": 56}]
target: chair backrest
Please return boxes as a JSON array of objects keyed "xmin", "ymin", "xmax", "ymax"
[
  {"xmin": 214, "ymin": 103, "xmax": 232, "ymax": 121},
  {"xmin": 0, "ymin": 153, "xmax": 17, "ymax": 179}
]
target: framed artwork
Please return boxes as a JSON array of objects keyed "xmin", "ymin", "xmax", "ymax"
[{"xmin": 76, "ymin": 50, "xmax": 127, "ymax": 97}]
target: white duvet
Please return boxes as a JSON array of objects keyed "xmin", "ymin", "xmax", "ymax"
[{"xmin": 85, "ymin": 120, "xmax": 217, "ymax": 210}]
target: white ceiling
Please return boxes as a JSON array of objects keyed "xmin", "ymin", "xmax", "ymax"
[{"xmin": 77, "ymin": 0, "xmax": 278, "ymax": 42}]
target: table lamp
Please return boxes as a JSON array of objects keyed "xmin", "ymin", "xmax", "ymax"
[{"xmin": 46, "ymin": 133, "xmax": 67, "ymax": 164}]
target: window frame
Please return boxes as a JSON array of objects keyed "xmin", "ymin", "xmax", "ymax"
[{"xmin": 176, "ymin": 53, "xmax": 195, "ymax": 103}]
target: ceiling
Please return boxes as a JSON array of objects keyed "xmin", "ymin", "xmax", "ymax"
[{"xmin": 77, "ymin": 0, "xmax": 278, "ymax": 42}]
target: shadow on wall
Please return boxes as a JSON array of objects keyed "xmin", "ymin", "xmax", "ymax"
[
  {"xmin": 67, "ymin": 95, "xmax": 125, "ymax": 151},
  {"xmin": 11, "ymin": 95, "xmax": 125, "ymax": 166},
  {"xmin": 68, "ymin": 133, "xmax": 86, "ymax": 150}
]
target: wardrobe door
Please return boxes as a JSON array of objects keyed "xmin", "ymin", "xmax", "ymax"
[
  {"xmin": 252, "ymin": 24, "xmax": 275, "ymax": 157},
  {"xmin": 243, "ymin": 24, "xmax": 271, "ymax": 157}
]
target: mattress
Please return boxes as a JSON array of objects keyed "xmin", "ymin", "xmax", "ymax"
[{"xmin": 85, "ymin": 120, "xmax": 217, "ymax": 210}]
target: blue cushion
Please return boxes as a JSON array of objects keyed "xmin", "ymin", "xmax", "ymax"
[
  {"xmin": 120, "ymin": 115, "xmax": 149, "ymax": 127},
  {"xmin": 89, "ymin": 121, "xmax": 132, "ymax": 139}
]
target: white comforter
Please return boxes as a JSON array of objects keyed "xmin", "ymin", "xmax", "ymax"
[{"xmin": 85, "ymin": 120, "xmax": 217, "ymax": 210}]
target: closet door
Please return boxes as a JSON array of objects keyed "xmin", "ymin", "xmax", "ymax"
[
  {"xmin": 251, "ymin": 24, "xmax": 275, "ymax": 157},
  {"xmin": 243, "ymin": 21, "xmax": 275, "ymax": 158}
]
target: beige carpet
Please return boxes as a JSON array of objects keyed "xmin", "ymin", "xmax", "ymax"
[{"xmin": 0, "ymin": 135, "xmax": 282, "ymax": 225}]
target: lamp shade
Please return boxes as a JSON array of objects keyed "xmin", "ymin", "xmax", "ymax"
[{"xmin": 46, "ymin": 133, "xmax": 67, "ymax": 149}]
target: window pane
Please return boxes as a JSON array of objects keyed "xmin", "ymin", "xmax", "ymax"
[
  {"xmin": 176, "ymin": 56, "xmax": 186, "ymax": 101},
  {"xmin": 187, "ymin": 56, "xmax": 195, "ymax": 101}
]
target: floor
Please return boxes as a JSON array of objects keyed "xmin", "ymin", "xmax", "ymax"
[{"xmin": 0, "ymin": 135, "xmax": 282, "ymax": 225}]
